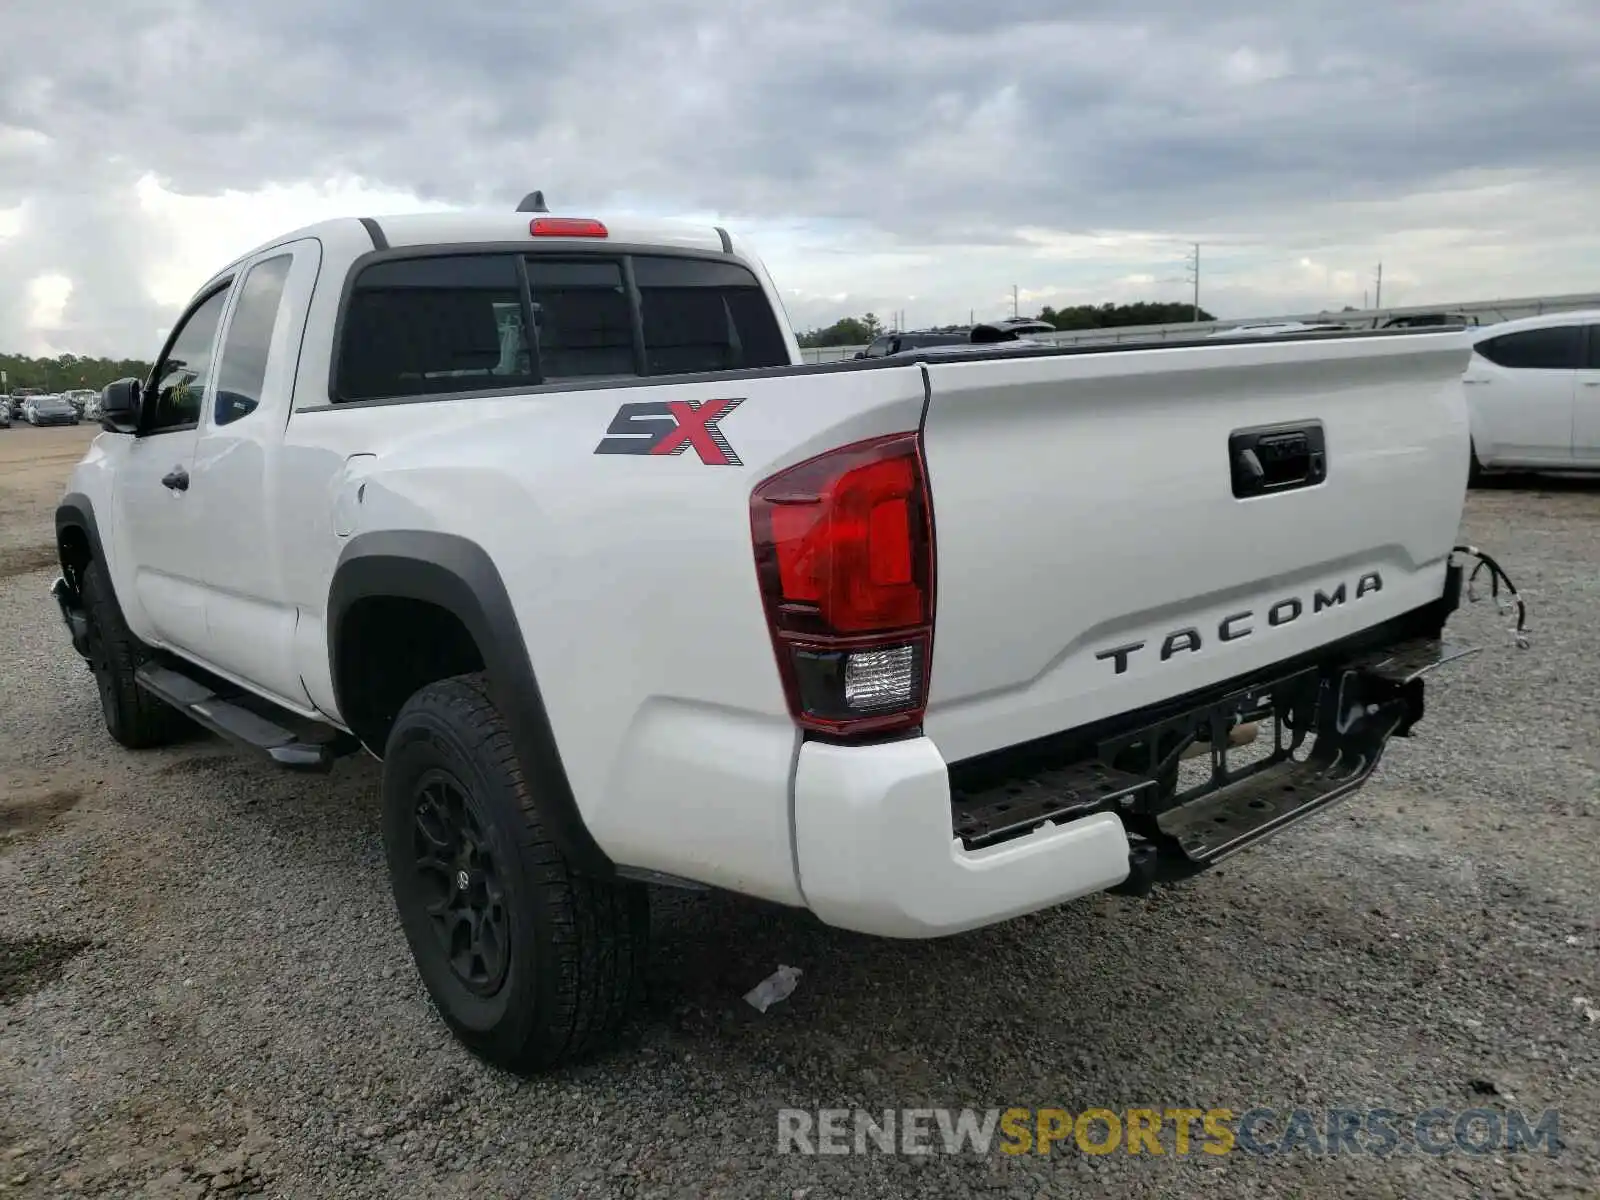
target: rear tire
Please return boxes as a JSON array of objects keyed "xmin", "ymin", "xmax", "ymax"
[
  {"xmin": 381, "ymin": 672, "xmax": 648, "ymax": 1073},
  {"xmin": 1468, "ymin": 440, "xmax": 1485, "ymax": 488},
  {"xmin": 80, "ymin": 560, "xmax": 189, "ymax": 749}
]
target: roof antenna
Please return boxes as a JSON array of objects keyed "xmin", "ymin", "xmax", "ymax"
[{"xmin": 516, "ymin": 190, "xmax": 550, "ymax": 214}]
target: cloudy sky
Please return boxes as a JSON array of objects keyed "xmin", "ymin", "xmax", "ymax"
[{"xmin": 3, "ymin": 0, "xmax": 1599, "ymax": 357}]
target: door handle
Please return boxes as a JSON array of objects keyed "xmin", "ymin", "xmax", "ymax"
[
  {"xmin": 1583, "ymin": 381, "xmax": 1600, "ymax": 387},
  {"xmin": 161, "ymin": 466, "xmax": 190, "ymax": 492},
  {"xmin": 1462, "ymin": 378, "xmax": 1489, "ymax": 385}
]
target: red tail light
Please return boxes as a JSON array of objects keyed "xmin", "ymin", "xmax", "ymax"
[
  {"xmin": 751, "ymin": 432, "xmax": 935, "ymax": 739},
  {"xmin": 529, "ymin": 217, "xmax": 609, "ymax": 238}
]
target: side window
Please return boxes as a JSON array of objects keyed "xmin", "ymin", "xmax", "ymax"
[
  {"xmin": 632, "ymin": 255, "xmax": 791, "ymax": 375},
  {"xmin": 148, "ymin": 285, "xmax": 231, "ymax": 432},
  {"xmin": 1475, "ymin": 326, "xmax": 1581, "ymax": 370},
  {"xmin": 1586, "ymin": 326, "xmax": 1600, "ymax": 370},
  {"xmin": 335, "ymin": 255, "xmax": 534, "ymax": 402},
  {"xmin": 864, "ymin": 337, "xmax": 894, "ymax": 358},
  {"xmin": 524, "ymin": 258, "xmax": 636, "ymax": 381},
  {"xmin": 214, "ymin": 254, "xmax": 292, "ymax": 426}
]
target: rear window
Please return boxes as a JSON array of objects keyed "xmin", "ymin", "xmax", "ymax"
[
  {"xmin": 336, "ymin": 255, "xmax": 535, "ymax": 402},
  {"xmin": 525, "ymin": 259, "xmax": 635, "ymax": 381},
  {"xmin": 1475, "ymin": 326, "xmax": 1581, "ymax": 371},
  {"xmin": 633, "ymin": 255, "xmax": 790, "ymax": 375},
  {"xmin": 333, "ymin": 251, "xmax": 789, "ymax": 402}
]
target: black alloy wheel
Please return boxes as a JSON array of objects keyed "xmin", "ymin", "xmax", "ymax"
[{"xmin": 411, "ymin": 769, "xmax": 511, "ymax": 996}]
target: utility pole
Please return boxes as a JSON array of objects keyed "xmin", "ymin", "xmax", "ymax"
[
  {"xmin": 1374, "ymin": 262, "xmax": 1383, "ymax": 309},
  {"xmin": 1012, "ymin": 285, "xmax": 1019, "ymax": 320},
  {"xmin": 1183, "ymin": 243, "xmax": 1200, "ymax": 321}
]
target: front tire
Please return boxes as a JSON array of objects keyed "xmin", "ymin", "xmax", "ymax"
[
  {"xmin": 381, "ymin": 673, "xmax": 648, "ymax": 1073},
  {"xmin": 80, "ymin": 561, "xmax": 189, "ymax": 748}
]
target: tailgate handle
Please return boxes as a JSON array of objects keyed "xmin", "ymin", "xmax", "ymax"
[{"xmin": 1230, "ymin": 422, "xmax": 1326, "ymax": 499}]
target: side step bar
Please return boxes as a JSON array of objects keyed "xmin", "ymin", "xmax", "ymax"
[{"xmin": 134, "ymin": 663, "xmax": 359, "ymax": 773}]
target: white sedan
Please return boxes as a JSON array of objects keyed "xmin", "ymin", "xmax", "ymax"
[{"xmin": 1462, "ymin": 310, "xmax": 1600, "ymax": 481}]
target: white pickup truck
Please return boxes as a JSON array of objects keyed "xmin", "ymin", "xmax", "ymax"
[{"xmin": 53, "ymin": 200, "xmax": 1502, "ymax": 1072}]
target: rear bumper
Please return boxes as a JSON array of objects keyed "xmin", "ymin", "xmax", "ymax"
[
  {"xmin": 794, "ymin": 735, "xmax": 1133, "ymax": 938},
  {"xmin": 793, "ymin": 598, "xmax": 1477, "ymax": 939}
]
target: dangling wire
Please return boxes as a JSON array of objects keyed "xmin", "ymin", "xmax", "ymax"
[{"xmin": 1452, "ymin": 544, "xmax": 1529, "ymax": 648}]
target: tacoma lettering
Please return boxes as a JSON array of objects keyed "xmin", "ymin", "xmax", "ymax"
[{"xmin": 1095, "ymin": 572, "xmax": 1385, "ymax": 674}]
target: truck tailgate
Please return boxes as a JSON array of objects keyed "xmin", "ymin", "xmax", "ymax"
[{"xmin": 917, "ymin": 331, "xmax": 1472, "ymax": 764}]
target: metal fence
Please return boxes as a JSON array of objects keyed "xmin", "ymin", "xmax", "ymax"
[{"xmin": 796, "ymin": 290, "xmax": 1600, "ymax": 364}]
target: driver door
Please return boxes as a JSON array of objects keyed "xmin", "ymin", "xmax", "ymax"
[{"xmin": 111, "ymin": 279, "xmax": 235, "ymax": 655}]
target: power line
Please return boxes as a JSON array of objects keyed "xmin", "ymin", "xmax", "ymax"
[{"xmin": 1183, "ymin": 243, "xmax": 1201, "ymax": 321}]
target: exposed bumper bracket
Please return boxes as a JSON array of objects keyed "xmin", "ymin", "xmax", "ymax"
[
  {"xmin": 50, "ymin": 575, "xmax": 91, "ymax": 659},
  {"xmin": 1128, "ymin": 636, "xmax": 1477, "ymax": 865},
  {"xmin": 949, "ymin": 633, "xmax": 1481, "ymax": 881}
]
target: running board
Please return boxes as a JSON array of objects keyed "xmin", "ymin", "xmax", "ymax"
[{"xmin": 134, "ymin": 663, "xmax": 358, "ymax": 773}]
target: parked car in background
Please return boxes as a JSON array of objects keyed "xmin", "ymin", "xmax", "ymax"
[
  {"xmin": 63, "ymin": 388, "xmax": 99, "ymax": 414},
  {"xmin": 1378, "ymin": 312, "xmax": 1480, "ymax": 329},
  {"xmin": 856, "ymin": 329, "xmax": 973, "ymax": 359},
  {"xmin": 968, "ymin": 318, "xmax": 1057, "ymax": 343},
  {"xmin": 83, "ymin": 393, "xmax": 103, "ymax": 421},
  {"xmin": 26, "ymin": 393, "xmax": 80, "ymax": 426},
  {"xmin": 1207, "ymin": 322, "xmax": 1351, "ymax": 338},
  {"xmin": 0, "ymin": 399, "xmax": 11, "ymax": 428},
  {"xmin": 1463, "ymin": 309, "xmax": 1600, "ymax": 482},
  {"xmin": 856, "ymin": 319, "xmax": 1059, "ymax": 359}
]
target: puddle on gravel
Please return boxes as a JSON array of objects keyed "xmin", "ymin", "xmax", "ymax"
[
  {"xmin": 0, "ymin": 935, "xmax": 93, "ymax": 1002},
  {"xmin": 0, "ymin": 787, "xmax": 81, "ymax": 841}
]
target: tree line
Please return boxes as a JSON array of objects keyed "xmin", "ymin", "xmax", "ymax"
[
  {"xmin": 0, "ymin": 352, "xmax": 152, "ymax": 395},
  {"xmin": 797, "ymin": 301, "xmax": 1215, "ymax": 347}
]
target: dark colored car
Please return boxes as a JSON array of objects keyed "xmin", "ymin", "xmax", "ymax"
[
  {"xmin": 856, "ymin": 330, "xmax": 973, "ymax": 359},
  {"xmin": 1378, "ymin": 312, "xmax": 1480, "ymax": 329},
  {"xmin": 854, "ymin": 320, "xmax": 1057, "ymax": 360},
  {"xmin": 27, "ymin": 394, "xmax": 80, "ymax": 426}
]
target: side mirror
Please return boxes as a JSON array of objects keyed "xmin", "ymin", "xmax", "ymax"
[{"xmin": 99, "ymin": 378, "xmax": 142, "ymax": 434}]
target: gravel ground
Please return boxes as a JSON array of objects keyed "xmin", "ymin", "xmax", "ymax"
[{"xmin": 1, "ymin": 432, "xmax": 1597, "ymax": 1198}]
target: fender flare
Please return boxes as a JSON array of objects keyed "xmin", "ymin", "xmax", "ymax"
[
  {"xmin": 55, "ymin": 492, "xmax": 110, "ymax": 598},
  {"xmin": 327, "ymin": 530, "xmax": 614, "ymax": 878}
]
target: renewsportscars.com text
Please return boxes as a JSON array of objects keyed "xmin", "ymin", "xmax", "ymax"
[{"xmin": 777, "ymin": 1106, "xmax": 1564, "ymax": 1158}]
